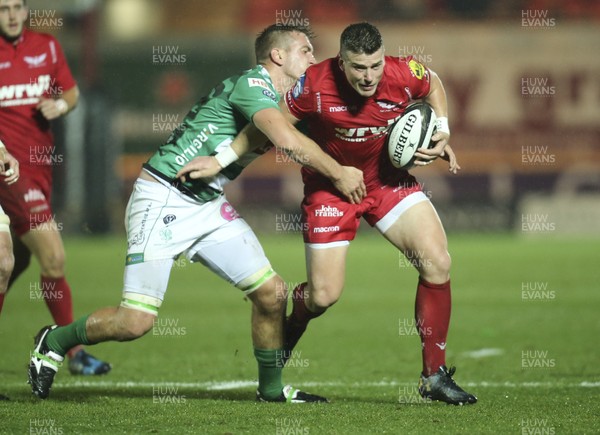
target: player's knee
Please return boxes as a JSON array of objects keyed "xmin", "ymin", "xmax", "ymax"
[
  {"xmin": 425, "ymin": 250, "xmax": 451, "ymax": 282},
  {"xmin": 117, "ymin": 310, "xmax": 155, "ymax": 341},
  {"xmin": 309, "ymin": 282, "xmax": 342, "ymax": 311},
  {"xmin": 0, "ymin": 248, "xmax": 14, "ymax": 293},
  {"xmin": 39, "ymin": 249, "xmax": 66, "ymax": 277},
  {"xmin": 249, "ymin": 278, "xmax": 286, "ymax": 316}
]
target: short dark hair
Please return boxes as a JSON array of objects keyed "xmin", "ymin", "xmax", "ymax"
[
  {"xmin": 340, "ymin": 22, "xmax": 383, "ymax": 56},
  {"xmin": 255, "ymin": 24, "xmax": 314, "ymax": 63}
]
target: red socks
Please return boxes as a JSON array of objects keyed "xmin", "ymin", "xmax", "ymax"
[
  {"xmin": 41, "ymin": 275, "xmax": 73, "ymax": 326},
  {"xmin": 284, "ymin": 283, "xmax": 324, "ymax": 351},
  {"xmin": 415, "ymin": 277, "xmax": 451, "ymax": 377}
]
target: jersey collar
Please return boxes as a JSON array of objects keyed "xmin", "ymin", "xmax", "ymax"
[{"xmin": 257, "ymin": 65, "xmax": 275, "ymax": 90}]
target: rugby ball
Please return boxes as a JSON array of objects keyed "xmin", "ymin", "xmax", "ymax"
[{"xmin": 387, "ymin": 102, "xmax": 437, "ymax": 169}]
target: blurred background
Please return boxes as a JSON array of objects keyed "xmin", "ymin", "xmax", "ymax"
[{"xmin": 27, "ymin": 0, "xmax": 600, "ymax": 236}]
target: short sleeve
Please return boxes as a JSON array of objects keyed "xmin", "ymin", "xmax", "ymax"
[
  {"xmin": 49, "ymin": 36, "xmax": 77, "ymax": 93},
  {"xmin": 284, "ymin": 73, "xmax": 314, "ymax": 120},
  {"xmin": 229, "ymin": 76, "xmax": 279, "ymax": 121},
  {"xmin": 400, "ymin": 56, "xmax": 431, "ymax": 100}
]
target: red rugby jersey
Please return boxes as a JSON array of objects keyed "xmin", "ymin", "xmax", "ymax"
[
  {"xmin": 285, "ymin": 55, "xmax": 431, "ymax": 188},
  {"xmin": 0, "ymin": 29, "xmax": 76, "ymax": 168}
]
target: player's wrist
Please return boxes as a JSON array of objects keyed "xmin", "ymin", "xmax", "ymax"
[
  {"xmin": 214, "ymin": 146, "xmax": 239, "ymax": 169},
  {"xmin": 55, "ymin": 98, "xmax": 69, "ymax": 115},
  {"xmin": 435, "ymin": 117, "xmax": 450, "ymax": 135}
]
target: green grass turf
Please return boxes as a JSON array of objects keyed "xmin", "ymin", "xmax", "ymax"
[{"xmin": 0, "ymin": 232, "xmax": 598, "ymax": 433}]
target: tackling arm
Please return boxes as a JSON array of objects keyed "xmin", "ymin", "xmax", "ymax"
[{"xmin": 176, "ymin": 107, "xmax": 366, "ymax": 203}]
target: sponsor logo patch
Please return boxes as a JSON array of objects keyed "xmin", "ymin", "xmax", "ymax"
[
  {"xmin": 247, "ymin": 78, "xmax": 270, "ymax": 90},
  {"xmin": 292, "ymin": 75, "xmax": 306, "ymax": 99},
  {"xmin": 220, "ymin": 202, "xmax": 240, "ymax": 221},
  {"xmin": 262, "ymin": 89, "xmax": 277, "ymax": 101},
  {"xmin": 126, "ymin": 253, "xmax": 144, "ymax": 265},
  {"xmin": 163, "ymin": 214, "xmax": 176, "ymax": 224},
  {"xmin": 408, "ymin": 59, "xmax": 425, "ymax": 80}
]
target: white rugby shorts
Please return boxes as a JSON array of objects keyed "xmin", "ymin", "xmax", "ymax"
[{"xmin": 122, "ymin": 177, "xmax": 271, "ymax": 306}]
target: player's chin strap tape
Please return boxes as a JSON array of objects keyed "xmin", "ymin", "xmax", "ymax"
[
  {"xmin": 237, "ymin": 265, "xmax": 276, "ymax": 295},
  {"xmin": 121, "ymin": 292, "xmax": 162, "ymax": 316},
  {"xmin": 0, "ymin": 214, "xmax": 10, "ymax": 233}
]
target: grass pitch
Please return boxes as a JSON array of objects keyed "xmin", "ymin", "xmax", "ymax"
[{"xmin": 0, "ymin": 232, "xmax": 598, "ymax": 434}]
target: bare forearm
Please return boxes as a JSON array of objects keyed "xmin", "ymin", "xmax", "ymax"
[
  {"xmin": 424, "ymin": 72, "xmax": 447, "ymax": 118},
  {"xmin": 61, "ymin": 86, "xmax": 79, "ymax": 113},
  {"xmin": 287, "ymin": 130, "xmax": 342, "ymax": 180},
  {"xmin": 229, "ymin": 122, "xmax": 268, "ymax": 156}
]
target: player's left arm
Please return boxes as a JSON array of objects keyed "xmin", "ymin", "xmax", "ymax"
[
  {"xmin": 414, "ymin": 71, "xmax": 460, "ymax": 174},
  {"xmin": 36, "ymin": 85, "xmax": 80, "ymax": 121}
]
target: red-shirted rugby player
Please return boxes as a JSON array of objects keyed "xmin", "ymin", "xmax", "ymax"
[
  {"xmin": 0, "ymin": 0, "xmax": 109, "ymax": 375},
  {"xmin": 280, "ymin": 22, "xmax": 475, "ymax": 405},
  {"xmin": 179, "ymin": 22, "xmax": 476, "ymax": 405}
]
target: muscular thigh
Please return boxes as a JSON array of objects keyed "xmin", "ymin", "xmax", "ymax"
[{"xmin": 381, "ymin": 200, "xmax": 450, "ymax": 281}]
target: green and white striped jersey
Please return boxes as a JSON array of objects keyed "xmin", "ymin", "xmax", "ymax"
[{"xmin": 146, "ymin": 65, "xmax": 278, "ymax": 202}]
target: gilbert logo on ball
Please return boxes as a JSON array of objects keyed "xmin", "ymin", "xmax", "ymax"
[{"xmin": 387, "ymin": 102, "xmax": 437, "ymax": 169}]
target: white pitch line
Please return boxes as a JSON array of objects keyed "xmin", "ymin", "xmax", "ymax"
[
  {"xmin": 460, "ymin": 348, "xmax": 505, "ymax": 359},
  {"xmin": 8, "ymin": 380, "xmax": 600, "ymax": 389}
]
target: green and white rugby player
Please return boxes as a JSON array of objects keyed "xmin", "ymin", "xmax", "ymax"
[{"xmin": 28, "ymin": 25, "xmax": 365, "ymax": 403}]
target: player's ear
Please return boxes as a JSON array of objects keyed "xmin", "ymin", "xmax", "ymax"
[
  {"xmin": 338, "ymin": 56, "xmax": 345, "ymax": 71},
  {"xmin": 270, "ymin": 48, "xmax": 284, "ymax": 67}
]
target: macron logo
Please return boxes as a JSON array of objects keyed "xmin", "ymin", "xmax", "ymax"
[
  {"xmin": 329, "ymin": 105, "xmax": 348, "ymax": 112},
  {"xmin": 435, "ymin": 342, "xmax": 447, "ymax": 350}
]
